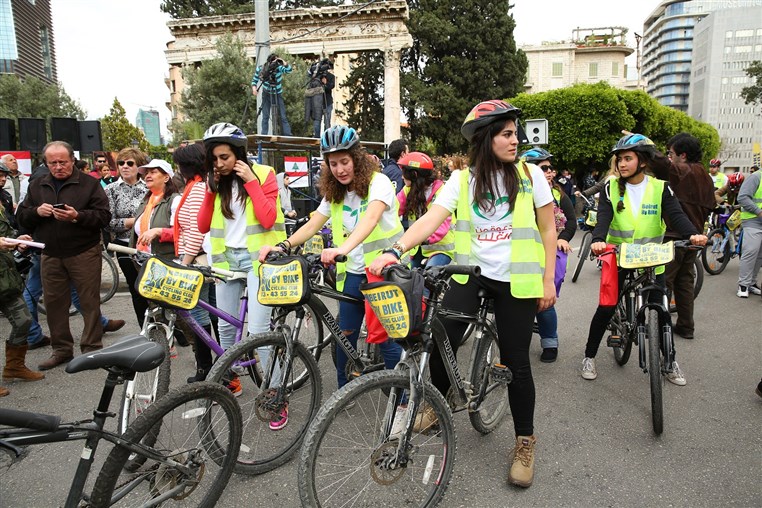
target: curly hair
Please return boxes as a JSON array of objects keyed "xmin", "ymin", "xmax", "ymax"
[
  {"xmin": 402, "ymin": 166, "xmax": 437, "ymax": 220},
  {"xmin": 116, "ymin": 148, "xmax": 149, "ymax": 168},
  {"xmin": 320, "ymin": 145, "xmax": 376, "ymax": 203}
]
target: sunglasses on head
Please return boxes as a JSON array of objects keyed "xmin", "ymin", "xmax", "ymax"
[{"xmin": 117, "ymin": 160, "xmax": 135, "ymax": 167}]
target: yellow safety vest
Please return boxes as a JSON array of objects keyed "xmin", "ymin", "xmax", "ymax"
[
  {"xmin": 209, "ymin": 164, "xmax": 286, "ymax": 272},
  {"xmin": 330, "ymin": 173, "xmax": 406, "ymax": 291},
  {"xmin": 711, "ymin": 172, "xmax": 728, "ymax": 189},
  {"xmin": 451, "ymin": 164, "xmax": 545, "ymax": 297},
  {"xmin": 740, "ymin": 178, "xmax": 762, "ymax": 220},
  {"xmin": 401, "ymin": 183, "xmax": 455, "ymax": 259}
]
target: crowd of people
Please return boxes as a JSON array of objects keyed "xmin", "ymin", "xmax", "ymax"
[{"xmin": 2, "ymin": 97, "xmax": 761, "ymax": 491}]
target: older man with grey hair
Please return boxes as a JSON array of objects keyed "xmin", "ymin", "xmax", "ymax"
[{"xmin": 1, "ymin": 153, "xmax": 27, "ymax": 209}]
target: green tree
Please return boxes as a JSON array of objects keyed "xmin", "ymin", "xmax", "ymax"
[
  {"xmin": 100, "ymin": 98, "xmax": 150, "ymax": 152},
  {"xmin": 181, "ymin": 33, "xmax": 256, "ymax": 134},
  {"xmin": 0, "ymin": 75, "xmax": 85, "ymax": 121},
  {"xmin": 168, "ymin": 119, "xmax": 205, "ymax": 143},
  {"xmin": 338, "ymin": 50, "xmax": 385, "ymax": 142},
  {"xmin": 740, "ymin": 60, "xmax": 762, "ymax": 106},
  {"xmin": 402, "ymin": 0, "xmax": 528, "ymax": 153},
  {"xmin": 509, "ymin": 82, "xmax": 720, "ymax": 174}
]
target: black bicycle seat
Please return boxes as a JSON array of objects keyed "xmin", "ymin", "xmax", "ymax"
[{"xmin": 65, "ymin": 335, "xmax": 166, "ymax": 375}]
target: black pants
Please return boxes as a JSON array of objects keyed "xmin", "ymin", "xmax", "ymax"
[
  {"xmin": 664, "ymin": 248, "xmax": 697, "ymax": 334},
  {"xmin": 432, "ymin": 274, "xmax": 537, "ymax": 437},
  {"xmin": 113, "ymin": 239, "xmax": 148, "ymax": 327}
]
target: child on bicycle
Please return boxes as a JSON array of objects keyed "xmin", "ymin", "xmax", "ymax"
[
  {"xmin": 519, "ymin": 148, "xmax": 576, "ymax": 363},
  {"xmin": 396, "ymin": 151, "xmax": 453, "ymax": 268},
  {"xmin": 258, "ymin": 125, "xmax": 404, "ymax": 390},
  {"xmin": 371, "ymin": 100, "xmax": 558, "ymax": 489},
  {"xmin": 581, "ymin": 133, "xmax": 707, "ymax": 384}
]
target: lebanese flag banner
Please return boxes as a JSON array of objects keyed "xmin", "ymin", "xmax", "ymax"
[
  {"xmin": 0, "ymin": 151, "xmax": 32, "ymax": 175},
  {"xmin": 284, "ymin": 156, "xmax": 309, "ymax": 188}
]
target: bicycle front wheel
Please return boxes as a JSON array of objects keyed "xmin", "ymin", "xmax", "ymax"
[
  {"xmin": 646, "ymin": 309, "xmax": 664, "ymax": 435},
  {"xmin": 701, "ymin": 228, "xmax": 730, "ymax": 275},
  {"xmin": 205, "ymin": 332, "xmax": 322, "ymax": 475},
  {"xmin": 271, "ymin": 301, "xmax": 326, "ymax": 390},
  {"xmin": 571, "ymin": 232, "xmax": 592, "ymax": 282},
  {"xmin": 90, "ymin": 382, "xmax": 242, "ymax": 508},
  {"xmin": 298, "ymin": 370, "xmax": 456, "ymax": 508},
  {"xmin": 468, "ymin": 324, "xmax": 510, "ymax": 434},
  {"xmin": 100, "ymin": 251, "xmax": 119, "ymax": 304}
]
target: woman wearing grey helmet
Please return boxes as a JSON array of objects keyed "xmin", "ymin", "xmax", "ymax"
[{"xmin": 259, "ymin": 125, "xmax": 405, "ymax": 390}]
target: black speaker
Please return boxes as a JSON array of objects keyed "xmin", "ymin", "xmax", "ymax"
[
  {"xmin": 50, "ymin": 117, "xmax": 81, "ymax": 151},
  {"xmin": 18, "ymin": 118, "xmax": 46, "ymax": 152},
  {"xmin": 78, "ymin": 120, "xmax": 102, "ymax": 153},
  {"xmin": 0, "ymin": 118, "xmax": 16, "ymax": 151}
]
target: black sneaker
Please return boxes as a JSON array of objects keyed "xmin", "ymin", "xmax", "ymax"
[{"xmin": 540, "ymin": 348, "xmax": 558, "ymax": 363}]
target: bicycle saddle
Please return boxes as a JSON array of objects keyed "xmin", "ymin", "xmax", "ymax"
[{"xmin": 65, "ymin": 335, "xmax": 166, "ymax": 374}]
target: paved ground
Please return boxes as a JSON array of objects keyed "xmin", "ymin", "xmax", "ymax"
[{"xmin": 0, "ymin": 236, "xmax": 760, "ymax": 507}]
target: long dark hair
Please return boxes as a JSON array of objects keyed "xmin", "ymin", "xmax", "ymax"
[
  {"xmin": 204, "ymin": 141, "xmax": 249, "ymax": 219},
  {"xmin": 468, "ymin": 119, "xmax": 523, "ymax": 214},
  {"xmin": 173, "ymin": 143, "xmax": 207, "ymax": 182},
  {"xmin": 402, "ymin": 166, "xmax": 437, "ymax": 219},
  {"xmin": 615, "ymin": 148, "xmax": 656, "ymax": 212}
]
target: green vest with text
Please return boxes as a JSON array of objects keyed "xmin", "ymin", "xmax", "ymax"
[
  {"xmin": 330, "ymin": 173, "xmax": 406, "ymax": 292},
  {"xmin": 402, "ymin": 183, "xmax": 455, "ymax": 259},
  {"xmin": 740, "ymin": 178, "xmax": 762, "ymax": 220},
  {"xmin": 451, "ymin": 164, "xmax": 545, "ymax": 298},
  {"xmin": 209, "ymin": 164, "xmax": 286, "ymax": 272}
]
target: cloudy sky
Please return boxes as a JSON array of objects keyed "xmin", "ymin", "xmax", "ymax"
[{"xmin": 51, "ymin": 0, "xmax": 659, "ymax": 138}]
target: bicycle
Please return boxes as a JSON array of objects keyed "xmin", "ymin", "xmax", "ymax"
[
  {"xmin": 298, "ymin": 262, "xmax": 512, "ymax": 508},
  {"xmin": 107, "ymin": 243, "xmax": 323, "ymax": 476},
  {"xmin": 571, "ymin": 194, "xmax": 598, "ymax": 282},
  {"xmin": 701, "ymin": 206, "xmax": 744, "ymax": 275},
  {"xmin": 603, "ymin": 240, "xmax": 700, "ymax": 435},
  {"xmin": 0, "ymin": 335, "xmax": 243, "ymax": 507}
]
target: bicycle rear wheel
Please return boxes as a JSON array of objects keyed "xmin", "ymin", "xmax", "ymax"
[
  {"xmin": 701, "ymin": 228, "xmax": 730, "ymax": 275},
  {"xmin": 571, "ymin": 232, "xmax": 592, "ymax": 282},
  {"xmin": 100, "ymin": 251, "xmax": 119, "ymax": 304},
  {"xmin": 298, "ymin": 370, "xmax": 455, "ymax": 508},
  {"xmin": 468, "ymin": 323, "xmax": 510, "ymax": 434},
  {"xmin": 646, "ymin": 309, "xmax": 664, "ymax": 435},
  {"xmin": 205, "ymin": 332, "xmax": 322, "ymax": 475},
  {"xmin": 611, "ymin": 297, "xmax": 632, "ymax": 366},
  {"xmin": 90, "ymin": 382, "xmax": 242, "ymax": 508}
]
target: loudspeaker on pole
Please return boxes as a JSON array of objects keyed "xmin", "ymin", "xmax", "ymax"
[
  {"xmin": 50, "ymin": 117, "xmax": 81, "ymax": 151},
  {"xmin": 18, "ymin": 118, "xmax": 47, "ymax": 152},
  {"xmin": 0, "ymin": 118, "xmax": 16, "ymax": 151},
  {"xmin": 78, "ymin": 120, "xmax": 103, "ymax": 153}
]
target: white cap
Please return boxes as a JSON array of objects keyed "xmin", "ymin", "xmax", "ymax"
[{"xmin": 139, "ymin": 159, "xmax": 174, "ymax": 178}]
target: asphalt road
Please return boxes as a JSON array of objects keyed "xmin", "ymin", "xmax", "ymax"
[{"xmin": 1, "ymin": 237, "xmax": 760, "ymax": 508}]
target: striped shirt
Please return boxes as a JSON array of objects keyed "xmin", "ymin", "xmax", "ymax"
[
  {"xmin": 251, "ymin": 63, "xmax": 292, "ymax": 94},
  {"xmin": 176, "ymin": 180, "xmax": 207, "ymax": 257}
]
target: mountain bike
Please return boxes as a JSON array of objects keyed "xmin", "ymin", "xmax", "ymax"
[
  {"xmin": 298, "ymin": 263, "xmax": 513, "ymax": 508},
  {"xmin": 572, "ymin": 194, "xmax": 598, "ymax": 282},
  {"xmin": 0, "ymin": 335, "xmax": 242, "ymax": 507},
  {"xmin": 604, "ymin": 240, "xmax": 700, "ymax": 435},
  {"xmin": 702, "ymin": 207, "xmax": 744, "ymax": 275}
]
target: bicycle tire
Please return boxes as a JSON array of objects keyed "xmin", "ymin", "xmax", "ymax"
[
  {"xmin": 89, "ymin": 382, "xmax": 242, "ymax": 508},
  {"xmin": 468, "ymin": 323, "xmax": 510, "ymax": 434},
  {"xmin": 117, "ymin": 325, "xmax": 172, "ymax": 464},
  {"xmin": 298, "ymin": 370, "xmax": 456, "ymax": 508},
  {"xmin": 100, "ymin": 251, "xmax": 119, "ymax": 304},
  {"xmin": 271, "ymin": 300, "xmax": 326, "ymax": 390},
  {"xmin": 646, "ymin": 309, "xmax": 663, "ymax": 435},
  {"xmin": 611, "ymin": 297, "xmax": 632, "ymax": 366},
  {"xmin": 205, "ymin": 332, "xmax": 322, "ymax": 475},
  {"xmin": 571, "ymin": 232, "xmax": 592, "ymax": 282},
  {"xmin": 701, "ymin": 228, "xmax": 730, "ymax": 275}
]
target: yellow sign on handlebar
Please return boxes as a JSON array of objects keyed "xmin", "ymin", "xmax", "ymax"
[
  {"xmin": 618, "ymin": 242, "xmax": 675, "ymax": 269},
  {"xmin": 136, "ymin": 257, "xmax": 204, "ymax": 309},
  {"xmin": 302, "ymin": 234, "xmax": 325, "ymax": 255},
  {"xmin": 257, "ymin": 258, "xmax": 310, "ymax": 306}
]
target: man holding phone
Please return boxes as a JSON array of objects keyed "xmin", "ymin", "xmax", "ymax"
[{"xmin": 17, "ymin": 141, "xmax": 111, "ymax": 370}]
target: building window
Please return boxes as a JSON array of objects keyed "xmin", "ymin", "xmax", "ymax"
[
  {"xmin": 0, "ymin": 59, "xmax": 12, "ymax": 73},
  {"xmin": 735, "ymin": 29, "xmax": 754, "ymax": 38},
  {"xmin": 612, "ymin": 62, "xmax": 619, "ymax": 77},
  {"xmin": 589, "ymin": 62, "xmax": 598, "ymax": 77},
  {"xmin": 39, "ymin": 25, "xmax": 52, "ymax": 80},
  {"xmin": 735, "ymin": 46, "xmax": 752, "ymax": 53},
  {"xmin": 724, "ymin": 46, "xmax": 732, "ymax": 54},
  {"xmin": 551, "ymin": 62, "xmax": 562, "ymax": 77},
  {"xmin": 726, "ymin": 31, "xmax": 733, "ymax": 38}
]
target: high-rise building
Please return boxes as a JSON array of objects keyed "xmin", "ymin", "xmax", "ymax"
[
  {"xmin": 688, "ymin": 6, "xmax": 762, "ymax": 173},
  {"xmin": 0, "ymin": 0, "xmax": 56, "ymax": 83},
  {"xmin": 136, "ymin": 109, "xmax": 161, "ymax": 146},
  {"xmin": 641, "ymin": 0, "xmax": 761, "ymax": 112}
]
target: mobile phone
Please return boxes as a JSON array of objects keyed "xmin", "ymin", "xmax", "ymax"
[{"xmin": 53, "ymin": 203, "xmax": 66, "ymax": 209}]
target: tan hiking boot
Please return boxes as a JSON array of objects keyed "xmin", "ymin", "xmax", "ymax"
[
  {"xmin": 508, "ymin": 435, "xmax": 537, "ymax": 487},
  {"xmin": 3, "ymin": 343, "xmax": 45, "ymax": 382},
  {"xmin": 0, "ymin": 385, "xmax": 8, "ymax": 397},
  {"xmin": 412, "ymin": 402, "xmax": 438, "ymax": 434}
]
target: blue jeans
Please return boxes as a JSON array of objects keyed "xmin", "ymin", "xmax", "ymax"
[
  {"xmin": 536, "ymin": 306, "xmax": 558, "ymax": 349},
  {"xmin": 336, "ymin": 272, "xmax": 402, "ymax": 388},
  {"xmin": 411, "ymin": 252, "xmax": 451, "ymax": 269},
  {"xmin": 261, "ymin": 91, "xmax": 291, "ymax": 136},
  {"xmin": 24, "ymin": 253, "xmax": 109, "ymax": 345}
]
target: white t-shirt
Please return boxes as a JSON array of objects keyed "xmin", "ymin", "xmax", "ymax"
[
  {"xmin": 317, "ymin": 173, "xmax": 398, "ymax": 274},
  {"xmin": 223, "ymin": 186, "xmax": 248, "ymax": 249},
  {"xmin": 434, "ymin": 164, "xmax": 553, "ymax": 281},
  {"xmin": 624, "ymin": 176, "xmax": 649, "ymax": 217}
]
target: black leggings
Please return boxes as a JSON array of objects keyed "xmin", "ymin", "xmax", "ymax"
[{"xmin": 431, "ymin": 275, "xmax": 537, "ymax": 436}]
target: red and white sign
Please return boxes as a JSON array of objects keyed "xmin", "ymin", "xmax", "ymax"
[
  {"xmin": 0, "ymin": 151, "xmax": 32, "ymax": 176},
  {"xmin": 284, "ymin": 156, "xmax": 309, "ymax": 188}
]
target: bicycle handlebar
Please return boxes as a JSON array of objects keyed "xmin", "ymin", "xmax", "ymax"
[
  {"xmin": 106, "ymin": 243, "xmax": 244, "ymax": 280},
  {"xmin": 437, "ymin": 264, "xmax": 481, "ymax": 277}
]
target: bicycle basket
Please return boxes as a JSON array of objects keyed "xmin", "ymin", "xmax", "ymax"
[
  {"xmin": 257, "ymin": 255, "xmax": 311, "ymax": 306},
  {"xmin": 135, "ymin": 257, "xmax": 204, "ymax": 310},
  {"xmin": 302, "ymin": 234, "xmax": 325, "ymax": 255},
  {"xmin": 618, "ymin": 242, "xmax": 674, "ymax": 269},
  {"xmin": 726, "ymin": 209, "xmax": 742, "ymax": 231},
  {"xmin": 585, "ymin": 209, "xmax": 598, "ymax": 227},
  {"xmin": 360, "ymin": 264, "xmax": 425, "ymax": 340}
]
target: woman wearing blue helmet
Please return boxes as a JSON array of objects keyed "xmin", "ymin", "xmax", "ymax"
[{"xmin": 259, "ymin": 125, "xmax": 405, "ymax": 390}]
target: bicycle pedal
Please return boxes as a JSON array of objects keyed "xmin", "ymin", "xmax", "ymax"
[
  {"xmin": 348, "ymin": 370, "xmax": 361, "ymax": 379},
  {"xmin": 491, "ymin": 364, "xmax": 512, "ymax": 384},
  {"xmin": 607, "ymin": 335, "xmax": 622, "ymax": 348}
]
